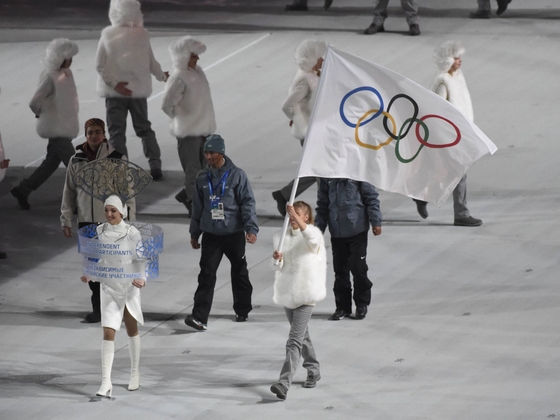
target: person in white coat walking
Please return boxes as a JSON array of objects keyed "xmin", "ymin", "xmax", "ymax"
[
  {"xmin": 81, "ymin": 195, "xmax": 145, "ymax": 397},
  {"xmin": 412, "ymin": 41, "xmax": 483, "ymax": 227},
  {"xmin": 162, "ymin": 36, "xmax": 216, "ymax": 216},
  {"xmin": 270, "ymin": 201, "xmax": 327, "ymax": 400},
  {"xmin": 272, "ymin": 39, "xmax": 326, "ymax": 216},
  {"xmin": 95, "ymin": 0, "xmax": 168, "ymax": 180},
  {"xmin": 11, "ymin": 38, "xmax": 79, "ymax": 210}
]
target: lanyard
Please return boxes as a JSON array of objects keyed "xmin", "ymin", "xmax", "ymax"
[{"xmin": 207, "ymin": 169, "xmax": 230, "ymax": 199}]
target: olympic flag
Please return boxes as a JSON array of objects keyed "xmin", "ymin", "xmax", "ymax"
[{"xmin": 298, "ymin": 46, "xmax": 497, "ymax": 205}]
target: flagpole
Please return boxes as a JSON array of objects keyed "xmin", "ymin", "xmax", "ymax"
[{"xmin": 273, "ymin": 177, "xmax": 300, "ymax": 265}]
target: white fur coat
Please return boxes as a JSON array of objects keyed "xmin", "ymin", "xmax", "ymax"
[
  {"xmin": 431, "ymin": 70, "xmax": 473, "ymax": 122},
  {"xmin": 271, "ymin": 225, "xmax": 327, "ymax": 309},
  {"xmin": 96, "ymin": 25, "xmax": 166, "ymax": 98},
  {"xmin": 162, "ymin": 66, "xmax": 216, "ymax": 138},
  {"xmin": 281, "ymin": 70, "xmax": 320, "ymax": 140},
  {"xmin": 281, "ymin": 39, "xmax": 325, "ymax": 141},
  {"xmin": 33, "ymin": 69, "xmax": 79, "ymax": 139},
  {"xmin": 96, "ymin": 0, "xmax": 167, "ymax": 98}
]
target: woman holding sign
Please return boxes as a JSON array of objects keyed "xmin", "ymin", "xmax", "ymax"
[{"xmin": 81, "ymin": 194, "xmax": 145, "ymax": 397}]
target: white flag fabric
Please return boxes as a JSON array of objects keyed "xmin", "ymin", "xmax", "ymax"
[{"xmin": 298, "ymin": 46, "xmax": 497, "ymax": 205}]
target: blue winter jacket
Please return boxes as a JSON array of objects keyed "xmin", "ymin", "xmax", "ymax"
[
  {"xmin": 315, "ymin": 178, "xmax": 382, "ymax": 238},
  {"xmin": 190, "ymin": 155, "xmax": 259, "ymax": 239}
]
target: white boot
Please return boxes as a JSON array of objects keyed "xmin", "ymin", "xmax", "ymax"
[
  {"xmin": 128, "ymin": 335, "xmax": 141, "ymax": 391},
  {"xmin": 96, "ymin": 340, "xmax": 114, "ymax": 397}
]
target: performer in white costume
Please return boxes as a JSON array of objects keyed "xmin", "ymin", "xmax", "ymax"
[
  {"xmin": 270, "ymin": 201, "xmax": 327, "ymax": 400},
  {"xmin": 11, "ymin": 38, "xmax": 79, "ymax": 210},
  {"xmin": 81, "ymin": 195, "xmax": 145, "ymax": 397},
  {"xmin": 161, "ymin": 36, "xmax": 216, "ymax": 216},
  {"xmin": 95, "ymin": 0, "xmax": 168, "ymax": 180},
  {"xmin": 412, "ymin": 41, "xmax": 483, "ymax": 227},
  {"xmin": 272, "ymin": 39, "xmax": 326, "ymax": 216}
]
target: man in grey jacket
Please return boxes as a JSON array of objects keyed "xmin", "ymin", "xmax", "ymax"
[
  {"xmin": 315, "ymin": 178, "xmax": 382, "ymax": 321},
  {"xmin": 185, "ymin": 134, "xmax": 258, "ymax": 331}
]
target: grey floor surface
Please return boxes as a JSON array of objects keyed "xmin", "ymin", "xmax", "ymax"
[{"xmin": 0, "ymin": 1, "xmax": 559, "ymax": 419}]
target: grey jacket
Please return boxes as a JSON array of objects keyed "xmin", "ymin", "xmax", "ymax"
[
  {"xmin": 315, "ymin": 178, "xmax": 382, "ymax": 238},
  {"xmin": 60, "ymin": 142, "xmax": 136, "ymax": 228},
  {"xmin": 190, "ymin": 155, "xmax": 258, "ymax": 239}
]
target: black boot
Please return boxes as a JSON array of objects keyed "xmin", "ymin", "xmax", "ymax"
[
  {"xmin": 496, "ymin": 0, "xmax": 512, "ymax": 15},
  {"xmin": 285, "ymin": 1, "xmax": 308, "ymax": 11}
]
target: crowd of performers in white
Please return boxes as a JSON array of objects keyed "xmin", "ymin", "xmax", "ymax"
[{"xmin": 1, "ymin": 0, "xmax": 485, "ymax": 401}]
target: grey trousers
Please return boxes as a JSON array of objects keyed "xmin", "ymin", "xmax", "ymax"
[
  {"xmin": 18, "ymin": 137, "xmax": 75, "ymax": 196},
  {"xmin": 453, "ymin": 174, "xmax": 470, "ymax": 219},
  {"xmin": 279, "ymin": 138, "xmax": 317, "ymax": 200},
  {"xmin": 177, "ymin": 135, "xmax": 205, "ymax": 204},
  {"xmin": 372, "ymin": 0, "xmax": 419, "ymax": 25},
  {"xmin": 278, "ymin": 305, "xmax": 320, "ymax": 389},
  {"xmin": 477, "ymin": 0, "xmax": 491, "ymax": 11},
  {"xmin": 106, "ymin": 97, "xmax": 162, "ymax": 170}
]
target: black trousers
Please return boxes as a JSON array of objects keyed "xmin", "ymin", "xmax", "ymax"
[
  {"xmin": 192, "ymin": 231, "xmax": 253, "ymax": 324},
  {"xmin": 330, "ymin": 230, "xmax": 372, "ymax": 313},
  {"xmin": 79, "ymin": 222, "xmax": 101, "ymax": 313}
]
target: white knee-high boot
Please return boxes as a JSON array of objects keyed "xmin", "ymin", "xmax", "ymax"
[
  {"xmin": 96, "ymin": 340, "xmax": 114, "ymax": 397},
  {"xmin": 128, "ymin": 334, "xmax": 141, "ymax": 391}
]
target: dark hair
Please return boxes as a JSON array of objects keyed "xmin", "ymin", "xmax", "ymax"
[
  {"xmin": 293, "ymin": 200, "xmax": 313, "ymax": 224},
  {"xmin": 84, "ymin": 118, "xmax": 106, "ymax": 135}
]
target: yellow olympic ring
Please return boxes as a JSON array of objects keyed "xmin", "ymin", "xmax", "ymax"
[{"xmin": 354, "ymin": 109, "xmax": 397, "ymax": 150}]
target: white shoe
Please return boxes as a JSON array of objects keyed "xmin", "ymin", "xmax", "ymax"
[{"xmin": 96, "ymin": 382, "xmax": 113, "ymax": 397}]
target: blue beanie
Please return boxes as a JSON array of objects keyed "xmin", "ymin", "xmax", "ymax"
[{"xmin": 204, "ymin": 134, "xmax": 225, "ymax": 154}]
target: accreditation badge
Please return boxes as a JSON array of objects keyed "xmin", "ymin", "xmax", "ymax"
[{"xmin": 210, "ymin": 195, "xmax": 225, "ymax": 220}]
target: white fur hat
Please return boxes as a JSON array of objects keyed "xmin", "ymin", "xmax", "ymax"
[
  {"xmin": 43, "ymin": 38, "xmax": 78, "ymax": 71},
  {"xmin": 109, "ymin": 0, "xmax": 143, "ymax": 27},
  {"xmin": 434, "ymin": 40, "xmax": 465, "ymax": 73},
  {"xmin": 104, "ymin": 194, "xmax": 127, "ymax": 219},
  {"xmin": 169, "ymin": 36, "xmax": 206, "ymax": 69},
  {"xmin": 294, "ymin": 39, "xmax": 327, "ymax": 72}
]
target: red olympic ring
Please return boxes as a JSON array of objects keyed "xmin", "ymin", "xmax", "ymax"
[{"xmin": 415, "ymin": 114, "xmax": 461, "ymax": 149}]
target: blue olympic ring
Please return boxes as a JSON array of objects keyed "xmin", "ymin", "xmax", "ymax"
[{"xmin": 340, "ymin": 86, "xmax": 384, "ymax": 128}]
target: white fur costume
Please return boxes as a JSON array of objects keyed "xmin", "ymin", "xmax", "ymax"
[
  {"xmin": 271, "ymin": 225, "xmax": 327, "ymax": 309},
  {"xmin": 161, "ymin": 36, "xmax": 216, "ymax": 137},
  {"xmin": 430, "ymin": 40, "xmax": 475, "ymax": 220},
  {"xmin": 30, "ymin": 38, "xmax": 79, "ymax": 139},
  {"xmin": 96, "ymin": 0, "xmax": 167, "ymax": 98},
  {"xmin": 430, "ymin": 40, "xmax": 473, "ymax": 121},
  {"xmin": 281, "ymin": 40, "xmax": 327, "ymax": 140}
]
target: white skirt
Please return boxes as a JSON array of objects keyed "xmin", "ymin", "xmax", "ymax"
[{"xmin": 100, "ymin": 280, "xmax": 144, "ymax": 331}]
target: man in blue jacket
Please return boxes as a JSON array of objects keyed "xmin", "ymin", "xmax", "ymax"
[
  {"xmin": 315, "ymin": 179, "xmax": 382, "ymax": 321},
  {"xmin": 186, "ymin": 134, "xmax": 259, "ymax": 331}
]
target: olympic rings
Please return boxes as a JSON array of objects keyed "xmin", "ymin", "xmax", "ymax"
[{"xmin": 339, "ymin": 86, "xmax": 462, "ymax": 163}]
